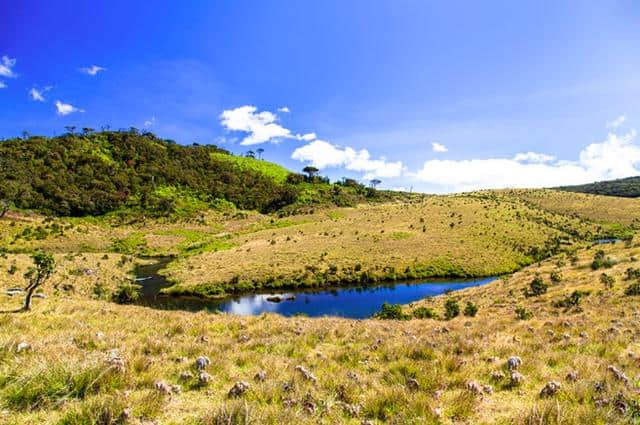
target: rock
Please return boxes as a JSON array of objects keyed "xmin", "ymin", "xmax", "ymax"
[
  {"xmin": 170, "ymin": 384, "xmax": 181, "ymax": 394},
  {"xmin": 540, "ymin": 381, "xmax": 561, "ymax": 397},
  {"xmin": 83, "ymin": 268, "xmax": 95, "ymax": 276},
  {"xmin": 566, "ymin": 371, "xmax": 579, "ymax": 382},
  {"xmin": 179, "ymin": 371, "xmax": 193, "ymax": 381},
  {"xmin": 16, "ymin": 342, "xmax": 31, "ymax": 353},
  {"xmin": 346, "ymin": 371, "xmax": 359, "ymax": 381},
  {"xmin": 120, "ymin": 408, "xmax": 132, "ymax": 421},
  {"xmin": 295, "ymin": 365, "xmax": 317, "ymax": 383},
  {"xmin": 406, "ymin": 378, "xmax": 419, "ymax": 391},
  {"xmin": 579, "ymin": 331, "xmax": 588, "ymax": 338},
  {"xmin": 266, "ymin": 296, "xmax": 283, "ymax": 303},
  {"xmin": 96, "ymin": 332, "xmax": 105, "ymax": 340},
  {"xmin": 510, "ymin": 371, "xmax": 525, "ymax": 386},
  {"xmin": 607, "ymin": 365, "xmax": 629, "ymax": 384},
  {"xmin": 254, "ymin": 370, "xmax": 267, "ymax": 382},
  {"xmin": 485, "ymin": 356, "xmax": 499, "ymax": 363},
  {"xmin": 195, "ymin": 356, "xmax": 210, "ymax": 370},
  {"xmin": 107, "ymin": 356, "xmax": 126, "ymax": 374},
  {"xmin": 433, "ymin": 407, "xmax": 443, "ymax": 417},
  {"xmin": 154, "ymin": 381, "xmax": 172, "ymax": 395},
  {"xmin": 491, "ymin": 371, "xmax": 505, "ymax": 381},
  {"xmin": 466, "ymin": 381, "xmax": 483, "ymax": 396},
  {"xmin": 199, "ymin": 372, "xmax": 212, "ymax": 385},
  {"xmin": 433, "ymin": 390, "xmax": 443, "ymax": 399},
  {"xmin": 482, "ymin": 384, "xmax": 493, "ymax": 395},
  {"xmin": 507, "ymin": 356, "xmax": 522, "ymax": 370},
  {"xmin": 228, "ymin": 381, "xmax": 250, "ymax": 397},
  {"xmin": 238, "ymin": 334, "xmax": 249, "ymax": 343},
  {"xmin": 594, "ymin": 398, "xmax": 609, "ymax": 408},
  {"xmin": 361, "ymin": 421, "xmax": 375, "ymax": 425}
]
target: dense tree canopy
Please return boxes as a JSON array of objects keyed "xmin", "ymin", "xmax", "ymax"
[
  {"xmin": 556, "ymin": 176, "xmax": 640, "ymax": 198},
  {"xmin": 0, "ymin": 131, "xmax": 299, "ymax": 216}
]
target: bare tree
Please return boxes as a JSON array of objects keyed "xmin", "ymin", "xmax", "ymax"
[{"xmin": 22, "ymin": 252, "xmax": 55, "ymax": 311}]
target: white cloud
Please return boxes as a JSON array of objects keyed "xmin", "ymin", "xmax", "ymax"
[
  {"xmin": 0, "ymin": 81, "xmax": 5, "ymax": 89},
  {"xmin": 291, "ymin": 139, "xmax": 405, "ymax": 180},
  {"xmin": 79, "ymin": 65, "xmax": 106, "ymax": 76},
  {"xmin": 432, "ymin": 142, "xmax": 448, "ymax": 153},
  {"xmin": 55, "ymin": 100, "xmax": 83, "ymax": 116},
  {"xmin": 29, "ymin": 86, "xmax": 52, "ymax": 102},
  {"xmin": 413, "ymin": 129, "xmax": 640, "ymax": 192},
  {"xmin": 0, "ymin": 56, "xmax": 17, "ymax": 78},
  {"xmin": 607, "ymin": 115, "xmax": 626, "ymax": 129},
  {"xmin": 513, "ymin": 151, "xmax": 555, "ymax": 163},
  {"xmin": 220, "ymin": 105, "xmax": 315, "ymax": 145},
  {"xmin": 144, "ymin": 117, "xmax": 156, "ymax": 127},
  {"xmin": 278, "ymin": 106, "xmax": 290, "ymax": 113}
]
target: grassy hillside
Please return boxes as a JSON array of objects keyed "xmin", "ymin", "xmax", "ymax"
[
  {"xmin": 1, "ymin": 236, "xmax": 639, "ymax": 424},
  {"xmin": 2, "ymin": 190, "xmax": 637, "ymax": 301},
  {"xmin": 556, "ymin": 176, "xmax": 640, "ymax": 198},
  {"xmin": 209, "ymin": 152, "xmax": 291, "ymax": 183}
]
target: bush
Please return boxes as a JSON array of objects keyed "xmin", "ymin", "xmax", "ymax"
[
  {"xmin": 412, "ymin": 306, "xmax": 437, "ymax": 319},
  {"xmin": 463, "ymin": 301, "xmax": 478, "ymax": 317},
  {"xmin": 625, "ymin": 282, "xmax": 640, "ymax": 296},
  {"xmin": 549, "ymin": 271, "xmax": 562, "ymax": 283},
  {"xmin": 515, "ymin": 306, "xmax": 533, "ymax": 320},
  {"xmin": 111, "ymin": 282, "xmax": 141, "ymax": 304},
  {"xmin": 444, "ymin": 299, "xmax": 460, "ymax": 320},
  {"xmin": 553, "ymin": 290, "xmax": 591, "ymax": 308},
  {"xmin": 600, "ymin": 273, "xmax": 615, "ymax": 288},
  {"xmin": 591, "ymin": 250, "xmax": 615, "ymax": 270},
  {"xmin": 525, "ymin": 274, "xmax": 548, "ymax": 297},
  {"xmin": 374, "ymin": 302, "xmax": 409, "ymax": 320},
  {"xmin": 624, "ymin": 267, "xmax": 640, "ymax": 280}
]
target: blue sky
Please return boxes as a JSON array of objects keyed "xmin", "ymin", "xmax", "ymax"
[{"xmin": 2, "ymin": 1, "xmax": 640, "ymax": 192}]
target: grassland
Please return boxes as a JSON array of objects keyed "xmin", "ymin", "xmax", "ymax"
[
  {"xmin": 1, "ymin": 190, "xmax": 636, "ymax": 300},
  {"xmin": 1, "ymin": 235, "xmax": 639, "ymax": 424}
]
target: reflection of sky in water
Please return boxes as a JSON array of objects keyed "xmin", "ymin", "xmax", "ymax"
[{"xmin": 212, "ymin": 278, "xmax": 496, "ymax": 318}]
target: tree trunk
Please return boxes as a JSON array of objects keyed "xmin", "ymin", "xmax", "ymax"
[{"xmin": 22, "ymin": 283, "xmax": 39, "ymax": 311}]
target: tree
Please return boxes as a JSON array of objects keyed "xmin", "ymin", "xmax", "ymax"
[
  {"xmin": 370, "ymin": 179, "xmax": 381, "ymax": 189},
  {"xmin": 245, "ymin": 150, "xmax": 256, "ymax": 158},
  {"xmin": 82, "ymin": 127, "xmax": 94, "ymax": 135},
  {"xmin": 303, "ymin": 166, "xmax": 319, "ymax": 180},
  {"xmin": 64, "ymin": 126, "xmax": 76, "ymax": 135},
  {"xmin": 22, "ymin": 252, "xmax": 55, "ymax": 311},
  {"xmin": 0, "ymin": 199, "xmax": 8, "ymax": 218},
  {"xmin": 256, "ymin": 148, "xmax": 264, "ymax": 159}
]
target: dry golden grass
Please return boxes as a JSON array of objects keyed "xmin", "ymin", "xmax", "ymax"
[{"xmin": 1, "ymin": 238, "xmax": 639, "ymax": 424}]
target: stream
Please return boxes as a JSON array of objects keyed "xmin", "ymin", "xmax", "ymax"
[{"xmin": 133, "ymin": 257, "xmax": 496, "ymax": 318}]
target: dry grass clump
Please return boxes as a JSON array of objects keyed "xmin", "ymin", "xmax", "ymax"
[{"xmin": 1, "ymin": 238, "xmax": 639, "ymax": 424}]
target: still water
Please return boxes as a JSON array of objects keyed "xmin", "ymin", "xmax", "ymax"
[{"xmin": 134, "ymin": 258, "xmax": 496, "ymax": 319}]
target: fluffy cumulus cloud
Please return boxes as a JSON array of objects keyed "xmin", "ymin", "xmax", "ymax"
[
  {"xmin": 278, "ymin": 106, "xmax": 290, "ymax": 113},
  {"xmin": 79, "ymin": 65, "xmax": 106, "ymax": 76},
  {"xmin": 292, "ymin": 139, "xmax": 405, "ymax": 180},
  {"xmin": 413, "ymin": 128, "xmax": 640, "ymax": 192},
  {"xmin": 29, "ymin": 86, "xmax": 52, "ymax": 102},
  {"xmin": 55, "ymin": 100, "xmax": 83, "ymax": 116},
  {"xmin": 431, "ymin": 142, "xmax": 448, "ymax": 153},
  {"xmin": 220, "ymin": 105, "xmax": 315, "ymax": 145}
]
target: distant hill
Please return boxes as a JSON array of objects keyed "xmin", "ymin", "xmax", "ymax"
[
  {"xmin": 555, "ymin": 176, "xmax": 640, "ymax": 198},
  {"xmin": 0, "ymin": 130, "xmax": 400, "ymax": 217}
]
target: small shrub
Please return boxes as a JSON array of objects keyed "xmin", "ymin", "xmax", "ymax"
[
  {"xmin": 624, "ymin": 267, "xmax": 640, "ymax": 280},
  {"xmin": 549, "ymin": 271, "xmax": 562, "ymax": 283},
  {"xmin": 463, "ymin": 301, "xmax": 478, "ymax": 317},
  {"xmin": 444, "ymin": 299, "xmax": 460, "ymax": 320},
  {"xmin": 111, "ymin": 282, "xmax": 140, "ymax": 304},
  {"xmin": 553, "ymin": 290, "xmax": 591, "ymax": 308},
  {"xmin": 625, "ymin": 282, "xmax": 640, "ymax": 296},
  {"xmin": 374, "ymin": 302, "xmax": 409, "ymax": 320},
  {"xmin": 591, "ymin": 250, "xmax": 615, "ymax": 270},
  {"xmin": 599, "ymin": 273, "xmax": 615, "ymax": 288},
  {"xmin": 525, "ymin": 274, "xmax": 548, "ymax": 297},
  {"xmin": 515, "ymin": 306, "xmax": 533, "ymax": 320},
  {"xmin": 412, "ymin": 306, "xmax": 437, "ymax": 319}
]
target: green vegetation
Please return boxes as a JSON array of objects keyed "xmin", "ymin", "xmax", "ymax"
[
  {"xmin": 524, "ymin": 274, "xmax": 548, "ymax": 297},
  {"xmin": 0, "ymin": 130, "xmax": 402, "ymax": 218},
  {"xmin": 444, "ymin": 298, "xmax": 460, "ymax": 319},
  {"xmin": 557, "ymin": 175, "xmax": 640, "ymax": 198}
]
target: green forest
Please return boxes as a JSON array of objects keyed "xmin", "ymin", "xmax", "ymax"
[
  {"xmin": 0, "ymin": 130, "xmax": 399, "ymax": 217},
  {"xmin": 556, "ymin": 176, "xmax": 640, "ymax": 198}
]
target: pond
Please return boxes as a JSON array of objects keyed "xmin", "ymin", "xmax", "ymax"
[{"xmin": 133, "ymin": 257, "xmax": 497, "ymax": 319}]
